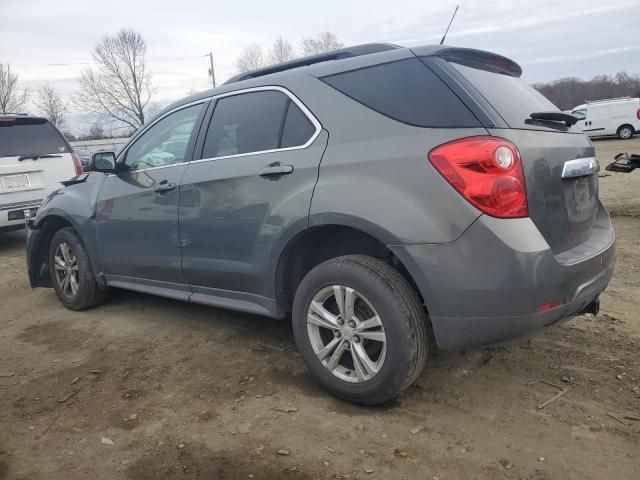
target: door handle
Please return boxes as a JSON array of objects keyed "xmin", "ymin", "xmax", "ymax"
[
  {"xmin": 259, "ymin": 164, "xmax": 294, "ymax": 177},
  {"xmin": 153, "ymin": 181, "xmax": 176, "ymax": 193}
]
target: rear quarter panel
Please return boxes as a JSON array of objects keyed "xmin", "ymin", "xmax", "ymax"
[{"xmin": 298, "ymin": 78, "xmax": 485, "ymax": 244}]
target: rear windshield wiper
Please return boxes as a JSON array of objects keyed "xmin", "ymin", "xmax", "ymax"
[
  {"xmin": 529, "ymin": 111, "xmax": 578, "ymax": 127},
  {"xmin": 18, "ymin": 154, "xmax": 62, "ymax": 161}
]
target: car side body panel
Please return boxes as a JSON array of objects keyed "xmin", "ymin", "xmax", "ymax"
[
  {"xmin": 26, "ymin": 173, "xmax": 106, "ymax": 287},
  {"xmin": 180, "ymin": 130, "xmax": 329, "ymax": 303}
]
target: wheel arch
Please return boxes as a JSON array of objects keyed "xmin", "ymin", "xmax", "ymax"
[
  {"xmin": 28, "ymin": 212, "xmax": 101, "ymax": 289},
  {"xmin": 617, "ymin": 123, "xmax": 635, "ymax": 138},
  {"xmin": 274, "ymin": 223, "xmax": 427, "ymax": 318}
]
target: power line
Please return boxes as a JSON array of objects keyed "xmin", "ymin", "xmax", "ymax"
[{"xmin": 8, "ymin": 54, "xmax": 209, "ymax": 67}]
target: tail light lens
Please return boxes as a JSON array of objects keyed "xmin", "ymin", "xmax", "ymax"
[
  {"xmin": 71, "ymin": 152, "xmax": 83, "ymax": 176},
  {"xmin": 637, "ymin": 107, "xmax": 640, "ymax": 120},
  {"xmin": 428, "ymin": 136, "xmax": 528, "ymax": 218}
]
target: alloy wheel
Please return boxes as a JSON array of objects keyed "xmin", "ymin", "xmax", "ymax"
[
  {"xmin": 53, "ymin": 242, "xmax": 80, "ymax": 297},
  {"xmin": 306, "ymin": 285, "xmax": 387, "ymax": 383}
]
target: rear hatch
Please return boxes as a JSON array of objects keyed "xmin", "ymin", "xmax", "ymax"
[
  {"xmin": 444, "ymin": 55, "xmax": 599, "ymax": 254},
  {"xmin": 0, "ymin": 117, "xmax": 76, "ymax": 209}
]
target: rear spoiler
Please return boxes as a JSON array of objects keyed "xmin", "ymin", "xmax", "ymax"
[{"xmin": 413, "ymin": 46, "xmax": 522, "ymax": 77}]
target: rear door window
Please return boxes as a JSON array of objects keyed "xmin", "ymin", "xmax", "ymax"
[
  {"xmin": 321, "ymin": 58, "xmax": 480, "ymax": 128},
  {"xmin": 203, "ymin": 91, "xmax": 290, "ymax": 158},
  {"xmin": 449, "ymin": 61, "xmax": 560, "ymax": 129},
  {"xmin": 0, "ymin": 117, "xmax": 68, "ymax": 157},
  {"xmin": 281, "ymin": 100, "xmax": 316, "ymax": 148}
]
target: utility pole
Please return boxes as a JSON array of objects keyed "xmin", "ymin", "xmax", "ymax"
[{"xmin": 208, "ymin": 52, "xmax": 216, "ymax": 88}]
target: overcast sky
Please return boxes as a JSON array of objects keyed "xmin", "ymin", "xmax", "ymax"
[{"xmin": 1, "ymin": 0, "xmax": 639, "ymax": 131}]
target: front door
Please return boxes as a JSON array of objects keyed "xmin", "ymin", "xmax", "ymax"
[{"xmin": 96, "ymin": 102, "xmax": 207, "ymax": 294}]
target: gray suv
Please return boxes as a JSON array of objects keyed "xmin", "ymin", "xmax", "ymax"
[{"xmin": 26, "ymin": 44, "xmax": 615, "ymax": 405}]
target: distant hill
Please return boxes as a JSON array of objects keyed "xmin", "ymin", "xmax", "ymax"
[{"xmin": 534, "ymin": 71, "xmax": 640, "ymax": 111}]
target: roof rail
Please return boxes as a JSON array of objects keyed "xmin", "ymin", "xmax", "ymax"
[
  {"xmin": 586, "ymin": 97, "xmax": 632, "ymax": 104},
  {"xmin": 0, "ymin": 112, "xmax": 29, "ymax": 116},
  {"xmin": 224, "ymin": 43, "xmax": 401, "ymax": 84}
]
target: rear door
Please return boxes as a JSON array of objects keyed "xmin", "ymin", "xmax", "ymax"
[
  {"xmin": 442, "ymin": 58, "xmax": 600, "ymax": 254},
  {"xmin": 95, "ymin": 101, "xmax": 207, "ymax": 293},
  {"xmin": 0, "ymin": 117, "xmax": 75, "ymax": 220},
  {"xmin": 179, "ymin": 87, "xmax": 326, "ymax": 301}
]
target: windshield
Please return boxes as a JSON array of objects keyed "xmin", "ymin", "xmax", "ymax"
[
  {"xmin": 571, "ymin": 109, "xmax": 587, "ymax": 120},
  {"xmin": 0, "ymin": 118, "xmax": 68, "ymax": 157}
]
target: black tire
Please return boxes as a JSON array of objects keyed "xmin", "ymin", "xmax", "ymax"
[
  {"xmin": 48, "ymin": 227, "xmax": 107, "ymax": 311},
  {"xmin": 617, "ymin": 124, "xmax": 634, "ymax": 140},
  {"xmin": 292, "ymin": 255, "xmax": 429, "ymax": 405}
]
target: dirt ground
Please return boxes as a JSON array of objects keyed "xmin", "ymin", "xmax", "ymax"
[{"xmin": 1, "ymin": 138, "xmax": 638, "ymax": 480}]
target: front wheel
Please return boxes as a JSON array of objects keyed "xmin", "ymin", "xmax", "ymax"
[
  {"xmin": 292, "ymin": 255, "xmax": 429, "ymax": 405},
  {"xmin": 49, "ymin": 227, "xmax": 107, "ymax": 310},
  {"xmin": 617, "ymin": 125, "xmax": 634, "ymax": 140}
]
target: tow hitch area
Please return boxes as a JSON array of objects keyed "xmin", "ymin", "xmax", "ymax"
[
  {"xmin": 606, "ymin": 152, "xmax": 640, "ymax": 173},
  {"xmin": 579, "ymin": 297, "xmax": 600, "ymax": 316}
]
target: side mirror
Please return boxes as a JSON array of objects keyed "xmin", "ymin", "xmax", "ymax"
[{"xmin": 90, "ymin": 151, "xmax": 117, "ymax": 172}]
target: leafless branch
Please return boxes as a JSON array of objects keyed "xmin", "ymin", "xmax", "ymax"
[
  {"xmin": 235, "ymin": 44, "xmax": 266, "ymax": 73},
  {"xmin": 268, "ymin": 36, "xmax": 297, "ymax": 65},
  {"xmin": 300, "ymin": 31, "xmax": 344, "ymax": 56},
  {"xmin": 0, "ymin": 63, "xmax": 29, "ymax": 114},
  {"xmin": 75, "ymin": 28, "xmax": 153, "ymax": 130},
  {"xmin": 35, "ymin": 83, "xmax": 67, "ymax": 128}
]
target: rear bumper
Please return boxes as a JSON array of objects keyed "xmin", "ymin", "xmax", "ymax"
[
  {"xmin": 390, "ymin": 203, "xmax": 615, "ymax": 350},
  {"xmin": 0, "ymin": 199, "xmax": 41, "ymax": 230}
]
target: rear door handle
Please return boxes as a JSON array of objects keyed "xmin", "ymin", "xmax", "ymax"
[
  {"xmin": 153, "ymin": 180, "xmax": 176, "ymax": 193},
  {"xmin": 259, "ymin": 164, "xmax": 294, "ymax": 177}
]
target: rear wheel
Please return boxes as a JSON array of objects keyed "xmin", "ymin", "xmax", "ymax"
[
  {"xmin": 292, "ymin": 255, "xmax": 429, "ymax": 405},
  {"xmin": 617, "ymin": 124, "xmax": 634, "ymax": 139},
  {"xmin": 49, "ymin": 227, "xmax": 107, "ymax": 310}
]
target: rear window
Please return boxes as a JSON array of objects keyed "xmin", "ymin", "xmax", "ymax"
[
  {"xmin": 0, "ymin": 118, "xmax": 68, "ymax": 157},
  {"xmin": 450, "ymin": 62, "xmax": 559, "ymax": 128},
  {"xmin": 321, "ymin": 58, "xmax": 480, "ymax": 128}
]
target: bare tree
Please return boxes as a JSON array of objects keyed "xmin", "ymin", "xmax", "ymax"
[
  {"xmin": 269, "ymin": 36, "xmax": 296, "ymax": 64},
  {"xmin": 300, "ymin": 31, "xmax": 344, "ymax": 56},
  {"xmin": 235, "ymin": 44, "xmax": 266, "ymax": 73},
  {"xmin": 35, "ymin": 83, "xmax": 67, "ymax": 128},
  {"xmin": 0, "ymin": 63, "xmax": 29, "ymax": 114},
  {"xmin": 83, "ymin": 122, "xmax": 106, "ymax": 140},
  {"xmin": 534, "ymin": 71, "xmax": 640, "ymax": 110},
  {"xmin": 76, "ymin": 29, "xmax": 153, "ymax": 130}
]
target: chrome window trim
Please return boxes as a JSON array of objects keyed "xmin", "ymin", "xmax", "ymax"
[
  {"xmin": 108, "ymin": 86, "xmax": 321, "ymax": 175},
  {"xmin": 109, "ymin": 98, "xmax": 212, "ymax": 175},
  {"xmin": 190, "ymin": 85, "xmax": 322, "ymax": 166},
  {"xmin": 561, "ymin": 157, "xmax": 599, "ymax": 179}
]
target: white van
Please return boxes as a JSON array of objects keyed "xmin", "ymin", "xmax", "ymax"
[
  {"xmin": 571, "ymin": 97, "xmax": 640, "ymax": 139},
  {"xmin": 0, "ymin": 115, "xmax": 82, "ymax": 233}
]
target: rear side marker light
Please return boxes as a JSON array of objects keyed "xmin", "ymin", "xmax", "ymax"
[
  {"xmin": 71, "ymin": 152, "xmax": 83, "ymax": 176},
  {"xmin": 536, "ymin": 299, "xmax": 565, "ymax": 313},
  {"xmin": 428, "ymin": 136, "xmax": 528, "ymax": 218}
]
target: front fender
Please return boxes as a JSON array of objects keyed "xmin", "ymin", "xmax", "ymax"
[{"xmin": 27, "ymin": 173, "xmax": 107, "ymax": 287}]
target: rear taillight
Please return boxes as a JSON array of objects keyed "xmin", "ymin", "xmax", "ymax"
[
  {"xmin": 428, "ymin": 136, "xmax": 528, "ymax": 218},
  {"xmin": 71, "ymin": 152, "xmax": 83, "ymax": 176},
  {"xmin": 637, "ymin": 107, "xmax": 640, "ymax": 120}
]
